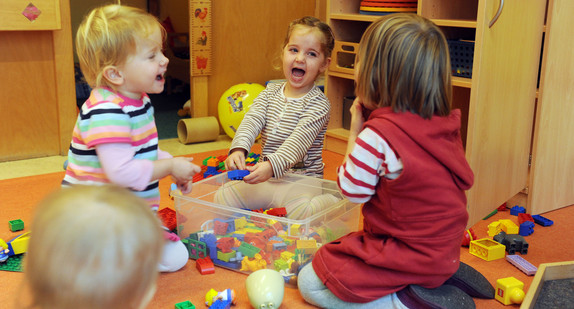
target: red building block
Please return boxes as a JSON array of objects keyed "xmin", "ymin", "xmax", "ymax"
[
  {"xmin": 518, "ymin": 213, "xmax": 534, "ymax": 224},
  {"xmin": 196, "ymin": 257, "xmax": 215, "ymax": 275},
  {"xmin": 158, "ymin": 207, "xmax": 177, "ymax": 231}
]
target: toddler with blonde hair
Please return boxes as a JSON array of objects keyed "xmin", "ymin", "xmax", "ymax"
[
  {"xmin": 63, "ymin": 4, "xmax": 199, "ymax": 272},
  {"xmin": 25, "ymin": 185, "xmax": 164, "ymax": 309}
]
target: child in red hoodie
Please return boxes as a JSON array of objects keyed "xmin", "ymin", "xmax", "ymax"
[{"xmin": 298, "ymin": 13, "xmax": 475, "ymax": 308}]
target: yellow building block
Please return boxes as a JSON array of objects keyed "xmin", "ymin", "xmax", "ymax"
[
  {"xmin": 499, "ymin": 219, "xmax": 519, "ymax": 234},
  {"xmin": 495, "ymin": 277, "xmax": 525, "ymax": 305},
  {"xmin": 488, "ymin": 221, "xmax": 502, "ymax": 237},
  {"xmin": 297, "ymin": 239, "xmax": 318, "ymax": 254},
  {"xmin": 234, "ymin": 217, "xmax": 247, "ymax": 230},
  {"xmin": 469, "ymin": 238, "xmax": 505, "ymax": 261},
  {"xmin": 488, "ymin": 219, "xmax": 519, "ymax": 236},
  {"xmin": 289, "ymin": 224, "xmax": 301, "ymax": 236},
  {"xmin": 280, "ymin": 251, "xmax": 295, "ymax": 261}
]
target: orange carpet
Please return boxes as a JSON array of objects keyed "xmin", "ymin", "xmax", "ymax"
[{"xmin": 1, "ymin": 147, "xmax": 572, "ymax": 308}]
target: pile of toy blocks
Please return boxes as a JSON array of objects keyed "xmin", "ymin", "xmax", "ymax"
[
  {"xmin": 192, "ymin": 152, "xmax": 260, "ymax": 182},
  {"xmin": 180, "ymin": 211, "xmax": 334, "ymax": 284}
]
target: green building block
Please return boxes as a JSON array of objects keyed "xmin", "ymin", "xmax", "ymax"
[
  {"xmin": 238, "ymin": 242, "xmax": 260, "ymax": 258},
  {"xmin": 0, "ymin": 254, "xmax": 24, "ymax": 272},
  {"xmin": 217, "ymin": 250, "xmax": 236, "ymax": 262},
  {"xmin": 9, "ymin": 219, "xmax": 24, "ymax": 232},
  {"xmin": 174, "ymin": 300, "xmax": 195, "ymax": 309}
]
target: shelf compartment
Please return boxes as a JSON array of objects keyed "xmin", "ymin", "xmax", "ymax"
[
  {"xmin": 419, "ymin": 0, "xmax": 478, "ymax": 22},
  {"xmin": 330, "ymin": 41, "xmax": 358, "ymax": 75}
]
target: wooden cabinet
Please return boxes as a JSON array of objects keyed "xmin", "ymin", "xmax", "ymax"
[
  {"xmin": 528, "ymin": 0, "xmax": 574, "ymax": 216},
  {"xmin": 325, "ymin": 0, "xmax": 553, "ymax": 227},
  {"xmin": 0, "ymin": 0, "xmax": 76, "ymax": 162},
  {"xmin": 0, "ymin": 0, "xmax": 61, "ymax": 30}
]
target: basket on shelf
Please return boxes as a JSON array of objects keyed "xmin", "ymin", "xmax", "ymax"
[{"xmin": 447, "ymin": 39, "xmax": 475, "ymax": 78}]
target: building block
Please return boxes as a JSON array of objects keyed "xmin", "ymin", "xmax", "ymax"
[
  {"xmin": 175, "ymin": 301, "xmax": 196, "ymax": 309},
  {"xmin": 518, "ymin": 213, "xmax": 534, "ymax": 224},
  {"xmin": 510, "ymin": 206, "xmax": 526, "ymax": 216},
  {"xmin": 185, "ymin": 238, "xmax": 207, "ymax": 259},
  {"xmin": 488, "ymin": 219, "xmax": 519, "ymax": 236},
  {"xmin": 506, "ymin": 255, "xmax": 537, "ymax": 276},
  {"xmin": 196, "ymin": 257, "xmax": 215, "ymax": 275},
  {"xmin": 532, "ymin": 214, "xmax": 554, "ymax": 227},
  {"xmin": 158, "ymin": 207, "xmax": 177, "ymax": 231},
  {"xmin": 494, "ymin": 231, "xmax": 529, "ymax": 255},
  {"xmin": 8, "ymin": 219, "xmax": 24, "ymax": 232},
  {"xmin": 296, "ymin": 239, "xmax": 318, "ymax": 254},
  {"xmin": 519, "ymin": 221, "xmax": 535, "ymax": 236},
  {"xmin": 227, "ymin": 169, "xmax": 250, "ymax": 180},
  {"xmin": 0, "ymin": 254, "xmax": 24, "ymax": 272},
  {"xmin": 469, "ymin": 238, "xmax": 506, "ymax": 261},
  {"xmin": 266, "ymin": 207, "xmax": 287, "ymax": 217},
  {"xmin": 495, "ymin": 277, "xmax": 525, "ymax": 305}
]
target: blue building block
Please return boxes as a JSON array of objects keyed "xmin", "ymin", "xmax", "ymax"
[
  {"xmin": 532, "ymin": 214, "xmax": 554, "ymax": 227},
  {"xmin": 212, "ymin": 258, "xmax": 241, "ymax": 270},
  {"xmin": 200, "ymin": 233, "xmax": 218, "ymax": 260},
  {"xmin": 519, "ymin": 221, "xmax": 535, "ymax": 236},
  {"xmin": 510, "ymin": 206, "xmax": 526, "ymax": 216},
  {"xmin": 227, "ymin": 170, "xmax": 250, "ymax": 180}
]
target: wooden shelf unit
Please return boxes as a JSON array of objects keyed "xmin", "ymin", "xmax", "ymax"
[{"xmin": 325, "ymin": 0, "xmax": 554, "ymax": 227}]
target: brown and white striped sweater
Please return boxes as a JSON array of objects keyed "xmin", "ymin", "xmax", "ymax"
[{"xmin": 230, "ymin": 82, "xmax": 330, "ymax": 178}]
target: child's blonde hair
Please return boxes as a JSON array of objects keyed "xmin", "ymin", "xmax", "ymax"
[
  {"xmin": 355, "ymin": 13, "xmax": 452, "ymax": 119},
  {"xmin": 76, "ymin": 4, "xmax": 166, "ymax": 89},
  {"xmin": 25, "ymin": 185, "xmax": 164, "ymax": 309},
  {"xmin": 283, "ymin": 16, "xmax": 335, "ymax": 58}
]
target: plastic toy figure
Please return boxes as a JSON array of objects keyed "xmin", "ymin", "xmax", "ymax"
[
  {"xmin": 205, "ymin": 288, "xmax": 236, "ymax": 307},
  {"xmin": 0, "ymin": 246, "xmax": 9, "ymax": 263},
  {"xmin": 246, "ymin": 269, "xmax": 284, "ymax": 309}
]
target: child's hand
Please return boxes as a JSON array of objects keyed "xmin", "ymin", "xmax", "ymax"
[
  {"xmin": 225, "ymin": 150, "xmax": 246, "ymax": 171},
  {"xmin": 243, "ymin": 161, "xmax": 273, "ymax": 184},
  {"xmin": 171, "ymin": 157, "xmax": 201, "ymax": 182},
  {"xmin": 177, "ymin": 180, "xmax": 193, "ymax": 194},
  {"xmin": 349, "ymin": 98, "xmax": 367, "ymax": 135}
]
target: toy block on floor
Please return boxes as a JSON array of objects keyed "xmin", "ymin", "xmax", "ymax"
[
  {"xmin": 469, "ymin": 238, "xmax": 506, "ymax": 261},
  {"xmin": 519, "ymin": 221, "xmax": 535, "ymax": 236},
  {"xmin": 196, "ymin": 256, "xmax": 215, "ymax": 275},
  {"xmin": 8, "ymin": 219, "xmax": 24, "ymax": 232},
  {"xmin": 494, "ymin": 231, "xmax": 529, "ymax": 255},
  {"xmin": 495, "ymin": 277, "xmax": 525, "ymax": 305},
  {"xmin": 510, "ymin": 205, "xmax": 526, "ymax": 216},
  {"xmin": 175, "ymin": 300, "xmax": 196, "ymax": 309},
  {"xmin": 506, "ymin": 255, "xmax": 537, "ymax": 276},
  {"xmin": 532, "ymin": 214, "xmax": 554, "ymax": 227}
]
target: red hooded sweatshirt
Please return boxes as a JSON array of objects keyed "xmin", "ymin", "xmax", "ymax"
[{"xmin": 312, "ymin": 107, "xmax": 474, "ymax": 303}]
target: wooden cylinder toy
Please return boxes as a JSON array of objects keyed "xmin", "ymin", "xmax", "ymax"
[{"xmin": 177, "ymin": 116, "xmax": 220, "ymax": 144}]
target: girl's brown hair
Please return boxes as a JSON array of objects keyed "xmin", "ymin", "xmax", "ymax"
[
  {"xmin": 283, "ymin": 16, "xmax": 335, "ymax": 58},
  {"xmin": 355, "ymin": 13, "xmax": 452, "ymax": 119}
]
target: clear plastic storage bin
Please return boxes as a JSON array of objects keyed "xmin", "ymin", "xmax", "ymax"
[{"xmin": 175, "ymin": 172, "xmax": 360, "ymax": 282}]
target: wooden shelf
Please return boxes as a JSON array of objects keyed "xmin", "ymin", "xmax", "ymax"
[
  {"xmin": 329, "ymin": 13, "xmax": 379, "ymax": 23},
  {"xmin": 452, "ymin": 76, "xmax": 472, "ymax": 88},
  {"xmin": 432, "ymin": 19, "xmax": 477, "ymax": 28}
]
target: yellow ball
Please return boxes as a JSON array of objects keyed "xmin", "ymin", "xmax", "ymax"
[{"xmin": 218, "ymin": 83, "xmax": 265, "ymax": 139}]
